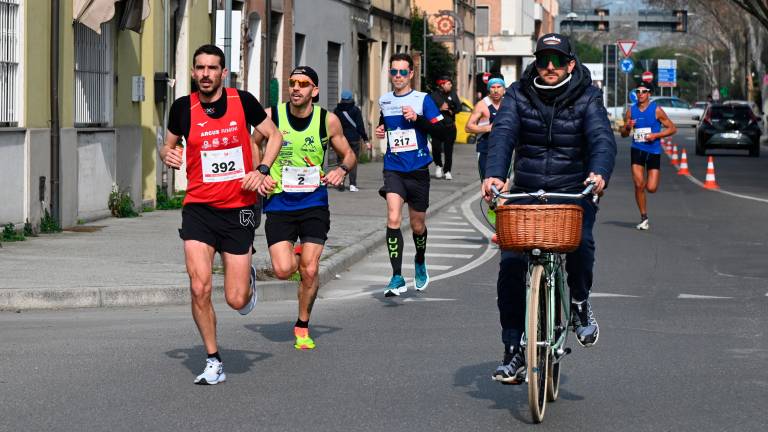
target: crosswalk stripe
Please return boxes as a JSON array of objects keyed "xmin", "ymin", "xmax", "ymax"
[
  {"xmin": 430, "ymin": 221, "xmax": 471, "ymax": 226},
  {"xmin": 442, "ymin": 216, "xmax": 464, "ymax": 220},
  {"xmin": 402, "ymin": 297, "xmax": 456, "ymax": 302},
  {"xmin": 429, "ymin": 243, "xmax": 482, "ymax": 249},
  {"xmin": 590, "ymin": 293, "xmax": 641, "ymax": 298},
  {"xmin": 338, "ymin": 274, "xmax": 393, "ymax": 283},
  {"xmin": 429, "ymin": 235, "xmax": 485, "ymax": 241},
  {"xmin": 364, "ymin": 262, "xmax": 453, "ymax": 271},
  {"xmin": 678, "ymin": 294, "xmax": 733, "ymax": 299},
  {"xmin": 424, "ymin": 252, "xmax": 473, "ymax": 259},
  {"xmin": 428, "ymin": 227, "xmax": 477, "ymax": 233}
]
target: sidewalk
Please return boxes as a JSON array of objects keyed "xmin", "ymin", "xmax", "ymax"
[{"xmin": 0, "ymin": 144, "xmax": 481, "ymax": 310}]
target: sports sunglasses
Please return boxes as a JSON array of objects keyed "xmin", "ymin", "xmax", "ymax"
[
  {"xmin": 534, "ymin": 53, "xmax": 571, "ymax": 69},
  {"xmin": 389, "ymin": 68, "xmax": 410, "ymax": 77}
]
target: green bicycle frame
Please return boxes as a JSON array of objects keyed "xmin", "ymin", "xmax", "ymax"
[{"xmin": 523, "ymin": 252, "xmax": 570, "ymax": 357}]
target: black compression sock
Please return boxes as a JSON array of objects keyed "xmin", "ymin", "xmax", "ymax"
[
  {"xmin": 207, "ymin": 351, "xmax": 222, "ymax": 362},
  {"xmin": 295, "ymin": 319, "xmax": 309, "ymax": 328},
  {"xmin": 386, "ymin": 227, "xmax": 404, "ymax": 276},
  {"xmin": 413, "ymin": 228, "xmax": 428, "ymax": 264},
  {"xmin": 641, "ymin": 213, "xmax": 648, "ymax": 221}
]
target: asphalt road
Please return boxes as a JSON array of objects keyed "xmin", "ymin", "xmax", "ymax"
[{"xmin": 1, "ymin": 131, "xmax": 766, "ymax": 431}]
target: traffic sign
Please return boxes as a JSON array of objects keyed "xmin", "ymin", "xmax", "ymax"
[
  {"xmin": 657, "ymin": 59, "xmax": 677, "ymax": 87},
  {"xmin": 617, "ymin": 40, "xmax": 637, "ymax": 57},
  {"xmin": 620, "ymin": 58, "xmax": 634, "ymax": 73},
  {"xmin": 642, "ymin": 71, "xmax": 653, "ymax": 83}
]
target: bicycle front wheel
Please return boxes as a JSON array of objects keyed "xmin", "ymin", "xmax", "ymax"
[
  {"xmin": 546, "ymin": 263, "xmax": 565, "ymax": 402},
  {"xmin": 526, "ymin": 264, "xmax": 549, "ymax": 423}
]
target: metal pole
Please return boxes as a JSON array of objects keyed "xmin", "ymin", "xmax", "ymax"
[
  {"xmin": 162, "ymin": 0, "xmax": 170, "ymax": 192},
  {"xmin": 50, "ymin": 0, "xmax": 60, "ymax": 225},
  {"xmin": 625, "ymin": 66, "xmax": 628, "ymax": 104},
  {"xmin": 264, "ymin": 0, "xmax": 271, "ymax": 104},
  {"xmin": 224, "ymin": 0, "xmax": 232, "ymax": 87},
  {"xmin": 423, "ymin": 12, "xmax": 427, "ymax": 86},
  {"xmin": 613, "ymin": 44, "xmax": 617, "ymax": 110}
]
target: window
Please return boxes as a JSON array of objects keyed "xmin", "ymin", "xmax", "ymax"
[
  {"xmin": 476, "ymin": 6, "xmax": 489, "ymax": 36},
  {"xmin": 74, "ymin": 22, "xmax": 113, "ymax": 127},
  {"xmin": 0, "ymin": 0, "xmax": 20, "ymax": 126},
  {"xmin": 294, "ymin": 33, "xmax": 305, "ymax": 67}
]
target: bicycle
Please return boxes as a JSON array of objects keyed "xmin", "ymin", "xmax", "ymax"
[{"xmin": 490, "ymin": 183, "xmax": 597, "ymax": 423}]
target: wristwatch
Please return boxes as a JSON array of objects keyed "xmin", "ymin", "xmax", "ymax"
[
  {"xmin": 338, "ymin": 164, "xmax": 350, "ymax": 174},
  {"xmin": 256, "ymin": 164, "xmax": 270, "ymax": 175}
]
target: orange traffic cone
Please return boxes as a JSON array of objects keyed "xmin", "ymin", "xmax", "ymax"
[
  {"xmin": 703, "ymin": 156, "xmax": 719, "ymax": 189},
  {"xmin": 664, "ymin": 139, "xmax": 671, "ymax": 155},
  {"xmin": 677, "ymin": 149, "xmax": 690, "ymax": 175},
  {"xmin": 671, "ymin": 145, "xmax": 679, "ymax": 166}
]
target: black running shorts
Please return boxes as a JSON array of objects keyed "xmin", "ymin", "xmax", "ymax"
[
  {"xmin": 378, "ymin": 168, "xmax": 430, "ymax": 213},
  {"xmin": 179, "ymin": 203, "xmax": 260, "ymax": 254},
  {"xmin": 631, "ymin": 147, "xmax": 661, "ymax": 170},
  {"xmin": 264, "ymin": 206, "xmax": 331, "ymax": 247}
]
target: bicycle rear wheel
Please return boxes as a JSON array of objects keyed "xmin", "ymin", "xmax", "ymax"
[
  {"xmin": 526, "ymin": 265, "xmax": 549, "ymax": 423},
  {"xmin": 546, "ymin": 264, "xmax": 565, "ymax": 402}
]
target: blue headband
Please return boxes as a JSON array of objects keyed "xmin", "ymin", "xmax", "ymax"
[{"xmin": 487, "ymin": 78, "xmax": 505, "ymax": 90}]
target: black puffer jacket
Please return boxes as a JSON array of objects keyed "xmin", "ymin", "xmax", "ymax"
[{"xmin": 485, "ymin": 62, "xmax": 616, "ymax": 192}]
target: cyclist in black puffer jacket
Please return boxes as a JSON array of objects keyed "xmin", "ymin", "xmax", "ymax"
[{"xmin": 482, "ymin": 33, "xmax": 616, "ymax": 385}]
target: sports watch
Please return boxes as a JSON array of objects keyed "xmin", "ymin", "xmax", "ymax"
[{"xmin": 256, "ymin": 164, "xmax": 270, "ymax": 175}]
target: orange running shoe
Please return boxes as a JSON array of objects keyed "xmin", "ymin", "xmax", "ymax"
[{"xmin": 293, "ymin": 326, "xmax": 316, "ymax": 350}]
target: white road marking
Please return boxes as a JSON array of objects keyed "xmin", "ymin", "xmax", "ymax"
[
  {"xmin": 678, "ymin": 294, "xmax": 733, "ymax": 299},
  {"xmin": 429, "ymin": 235, "xmax": 485, "ymax": 241},
  {"xmin": 365, "ymin": 262, "xmax": 453, "ymax": 271},
  {"xmin": 447, "ymin": 206, "xmax": 458, "ymax": 213},
  {"xmin": 666, "ymin": 152, "xmax": 768, "ymax": 204},
  {"xmin": 428, "ymin": 227, "xmax": 478, "ymax": 233},
  {"xmin": 429, "ymin": 243, "xmax": 483, "ymax": 249},
  {"xmin": 424, "ymin": 253, "xmax": 474, "ymax": 259},
  {"xmin": 338, "ymin": 274, "xmax": 393, "ymax": 283},
  {"xmin": 590, "ymin": 292, "xmax": 641, "ymax": 298},
  {"xmin": 430, "ymin": 221, "xmax": 471, "ymax": 226},
  {"xmin": 402, "ymin": 297, "xmax": 456, "ymax": 302},
  {"xmin": 441, "ymin": 216, "xmax": 465, "ymax": 220}
]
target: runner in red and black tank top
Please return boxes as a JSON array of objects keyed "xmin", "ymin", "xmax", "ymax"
[{"xmin": 184, "ymin": 88, "xmax": 256, "ymax": 208}]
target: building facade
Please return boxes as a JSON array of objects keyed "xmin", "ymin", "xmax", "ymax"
[
  {"xmin": 0, "ymin": 0, "xmax": 212, "ymax": 229},
  {"xmin": 475, "ymin": 0, "xmax": 558, "ymax": 86}
]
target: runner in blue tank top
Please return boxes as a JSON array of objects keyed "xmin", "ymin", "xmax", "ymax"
[
  {"xmin": 466, "ymin": 77, "xmax": 505, "ymax": 180},
  {"xmin": 374, "ymin": 52, "xmax": 449, "ymax": 297},
  {"xmin": 620, "ymin": 83, "xmax": 677, "ymax": 230}
]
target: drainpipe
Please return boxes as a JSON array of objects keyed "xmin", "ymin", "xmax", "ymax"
[
  {"xmin": 224, "ymin": 0, "xmax": 232, "ymax": 87},
  {"xmin": 161, "ymin": 0, "xmax": 169, "ymax": 192},
  {"xmin": 264, "ymin": 0, "xmax": 271, "ymax": 104},
  {"xmin": 50, "ymin": 0, "xmax": 60, "ymax": 224}
]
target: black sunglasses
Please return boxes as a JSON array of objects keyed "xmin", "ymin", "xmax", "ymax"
[
  {"xmin": 535, "ymin": 53, "xmax": 571, "ymax": 69},
  {"xmin": 389, "ymin": 68, "xmax": 410, "ymax": 77}
]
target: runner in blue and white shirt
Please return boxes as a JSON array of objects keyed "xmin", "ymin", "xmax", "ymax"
[{"xmin": 374, "ymin": 52, "xmax": 449, "ymax": 297}]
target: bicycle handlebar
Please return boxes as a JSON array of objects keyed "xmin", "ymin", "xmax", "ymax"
[{"xmin": 491, "ymin": 182, "xmax": 598, "ymax": 204}]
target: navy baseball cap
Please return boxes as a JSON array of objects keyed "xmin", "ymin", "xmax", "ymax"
[{"xmin": 534, "ymin": 33, "xmax": 573, "ymax": 58}]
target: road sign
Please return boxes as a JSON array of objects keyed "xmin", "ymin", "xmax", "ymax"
[
  {"xmin": 620, "ymin": 58, "xmax": 634, "ymax": 73},
  {"xmin": 629, "ymin": 89, "xmax": 638, "ymax": 103},
  {"xmin": 617, "ymin": 40, "xmax": 636, "ymax": 57},
  {"xmin": 657, "ymin": 59, "xmax": 677, "ymax": 87},
  {"xmin": 642, "ymin": 71, "xmax": 653, "ymax": 83}
]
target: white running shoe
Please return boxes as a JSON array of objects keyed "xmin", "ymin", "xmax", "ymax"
[
  {"xmin": 238, "ymin": 265, "xmax": 257, "ymax": 315},
  {"xmin": 194, "ymin": 358, "xmax": 226, "ymax": 385},
  {"xmin": 636, "ymin": 219, "xmax": 650, "ymax": 230},
  {"xmin": 444, "ymin": 171, "xmax": 453, "ymax": 180},
  {"xmin": 434, "ymin": 166, "xmax": 443, "ymax": 179},
  {"xmin": 349, "ymin": 185, "xmax": 359, "ymax": 192}
]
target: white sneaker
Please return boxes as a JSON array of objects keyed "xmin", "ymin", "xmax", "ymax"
[
  {"xmin": 238, "ymin": 265, "xmax": 257, "ymax": 315},
  {"xmin": 636, "ymin": 219, "xmax": 650, "ymax": 230},
  {"xmin": 434, "ymin": 166, "xmax": 443, "ymax": 179},
  {"xmin": 444, "ymin": 171, "xmax": 453, "ymax": 180},
  {"xmin": 194, "ymin": 358, "xmax": 226, "ymax": 385},
  {"xmin": 349, "ymin": 185, "xmax": 359, "ymax": 192}
]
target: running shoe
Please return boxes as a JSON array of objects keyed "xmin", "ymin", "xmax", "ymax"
[
  {"xmin": 294, "ymin": 326, "xmax": 316, "ymax": 350},
  {"xmin": 434, "ymin": 166, "xmax": 443, "ymax": 179},
  {"xmin": 238, "ymin": 265, "xmax": 258, "ymax": 315},
  {"xmin": 636, "ymin": 219, "xmax": 650, "ymax": 230},
  {"xmin": 571, "ymin": 300, "xmax": 599, "ymax": 347},
  {"xmin": 194, "ymin": 358, "xmax": 226, "ymax": 385},
  {"xmin": 414, "ymin": 261, "xmax": 429, "ymax": 291},
  {"xmin": 384, "ymin": 275, "xmax": 407, "ymax": 297},
  {"xmin": 492, "ymin": 349, "xmax": 525, "ymax": 385},
  {"xmin": 444, "ymin": 171, "xmax": 453, "ymax": 180},
  {"xmin": 349, "ymin": 185, "xmax": 359, "ymax": 192}
]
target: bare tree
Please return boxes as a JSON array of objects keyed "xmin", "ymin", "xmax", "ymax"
[{"xmin": 729, "ymin": 0, "xmax": 768, "ymax": 31}]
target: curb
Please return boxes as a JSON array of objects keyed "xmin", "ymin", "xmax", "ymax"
[{"xmin": 1, "ymin": 182, "xmax": 480, "ymax": 311}]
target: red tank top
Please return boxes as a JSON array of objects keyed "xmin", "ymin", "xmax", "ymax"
[{"xmin": 183, "ymin": 88, "xmax": 257, "ymax": 208}]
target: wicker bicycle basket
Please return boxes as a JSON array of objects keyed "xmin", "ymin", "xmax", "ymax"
[{"xmin": 495, "ymin": 204, "xmax": 584, "ymax": 253}]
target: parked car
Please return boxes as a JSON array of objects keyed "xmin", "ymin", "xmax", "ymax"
[
  {"xmin": 693, "ymin": 101, "xmax": 709, "ymax": 110},
  {"xmin": 454, "ymin": 97, "xmax": 476, "ymax": 144},
  {"xmin": 651, "ymin": 97, "xmax": 703, "ymax": 127},
  {"xmin": 696, "ymin": 103, "xmax": 761, "ymax": 157}
]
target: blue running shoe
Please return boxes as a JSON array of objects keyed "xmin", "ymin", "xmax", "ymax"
[
  {"xmin": 384, "ymin": 275, "xmax": 407, "ymax": 297},
  {"xmin": 414, "ymin": 261, "xmax": 429, "ymax": 291}
]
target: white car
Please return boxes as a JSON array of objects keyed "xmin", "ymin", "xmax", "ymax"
[{"xmin": 651, "ymin": 97, "xmax": 704, "ymax": 127}]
